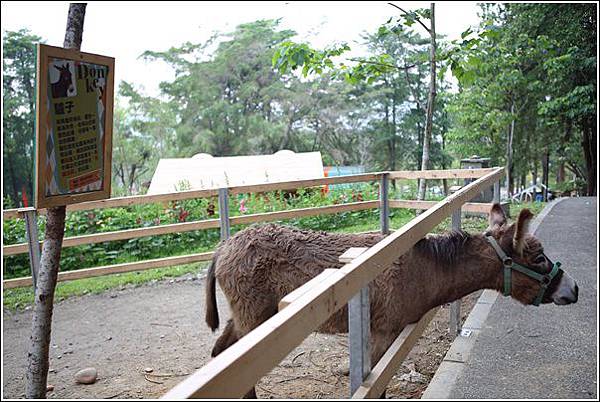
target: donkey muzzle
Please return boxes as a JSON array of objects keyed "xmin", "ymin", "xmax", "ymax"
[{"xmin": 552, "ymin": 272, "xmax": 578, "ymax": 305}]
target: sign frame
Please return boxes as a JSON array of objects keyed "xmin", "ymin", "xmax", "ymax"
[{"xmin": 35, "ymin": 44, "xmax": 115, "ymax": 208}]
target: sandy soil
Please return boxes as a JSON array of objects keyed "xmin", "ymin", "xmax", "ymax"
[{"xmin": 2, "ymin": 271, "xmax": 480, "ymax": 399}]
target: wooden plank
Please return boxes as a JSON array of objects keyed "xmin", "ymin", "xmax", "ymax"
[
  {"xmin": 339, "ymin": 247, "xmax": 368, "ymax": 263},
  {"xmin": 2, "ymin": 188, "xmax": 220, "ymax": 220},
  {"xmin": 229, "ymin": 201, "xmax": 379, "ymax": 226},
  {"xmin": 3, "ymin": 218, "xmax": 221, "ymax": 256},
  {"xmin": 229, "ymin": 173, "xmax": 381, "ymax": 195},
  {"xmin": 388, "ymin": 168, "xmax": 497, "ymax": 180},
  {"xmin": 352, "ymin": 307, "xmax": 439, "ymax": 399},
  {"xmin": 161, "ymin": 167, "xmax": 504, "ymax": 399},
  {"xmin": 3, "ymin": 251, "xmax": 214, "ymax": 289},
  {"xmin": 278, "ymin": 269, "xmax": 338, "ymax": 310},
  {"xmin": 389, "ymin": 200, "xmax": 495, "ymax": 214}
]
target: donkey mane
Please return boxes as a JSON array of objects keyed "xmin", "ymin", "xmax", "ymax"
[{"xmin": 414, "ymin": 230, "xmax": 472, "ymax": 266}]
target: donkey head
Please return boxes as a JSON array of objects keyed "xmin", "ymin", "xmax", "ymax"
[
  {"xmin": 485, "ymin": 204, "xmax": 578, "ymax": 306},
  {"xmin": 54, "ymin": 63, "xmax": 74, "ymax": 93}
]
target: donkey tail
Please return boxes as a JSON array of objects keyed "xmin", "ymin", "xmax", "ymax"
[{"xmin": 205, "ymin": 254, "xmax": 220, "ymax": 332}]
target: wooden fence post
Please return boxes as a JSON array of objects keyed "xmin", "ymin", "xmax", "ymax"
[
  {"xmin": 23, "ymin": 208, "xmax": 41, "ymax": 292},
  {"xmin": 449, "ymin": 207, "xmax": 462, "ymax": 339},
  {"xmin": 218, "ymin": 188, "xmax": 230, "ymax": 241}
]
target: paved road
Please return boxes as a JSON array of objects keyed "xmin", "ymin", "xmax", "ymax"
[{"xmin": 450, "ymin": 197, "xmax": 597, "ymax": 399}]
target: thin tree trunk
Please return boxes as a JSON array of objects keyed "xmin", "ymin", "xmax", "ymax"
[
  {"xmin": 542, "ymin": 147, "xmax": 549, "ymax": 201},
  {"xmin": 417, "ymin": 3, "xmax": 436, "ymax": 202},
  {"xmin": 506, "ymin": 96, "xmax": 515, "ymax": 196},
  {"xmin": 25, "ymin": 4, "xmax": 86, "ymax": 398},
  {"xmin": 582, "ymin": 119, "xmax": 596, "ymax": 196}
]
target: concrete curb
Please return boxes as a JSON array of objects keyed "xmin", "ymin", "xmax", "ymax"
[{"xmin": 421, "ymin": 198, "xmax": 567, "ymax": 399}]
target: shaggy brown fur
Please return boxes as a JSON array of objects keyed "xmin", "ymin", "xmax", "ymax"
[{"xmin": 205, "ymin": 204, "xmax": 565, "ymax": 397}]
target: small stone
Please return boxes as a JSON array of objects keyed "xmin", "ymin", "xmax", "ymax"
[
  {"xmin": 49, "ymin": 368, "xmax": 56, "ymax": 373},
  {"xmin": 57, "ymin": 355, "xmax": 62, "ymax": 359},
  {"xmin": 144, "ymin": 367, "xmax": 153, "ymax": 373},
  {"xmin": 46, "ymin": 384, "xmax": 55, "ymax": 392},
  {"xmin": 75, "ymin": 367, "xmax": 97, "ymax": 384},
  {"xmin": 160, "ymin": 335, "xmax": 165, "ymax": 339},
  {"xmin": 106, "ymin": 336, "xmax": 112, "ymax": 341}
]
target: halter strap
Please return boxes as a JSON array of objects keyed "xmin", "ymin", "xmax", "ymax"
[{"xmin": 485, "ymin": 235, "xmax": 561, "ymax": 306}]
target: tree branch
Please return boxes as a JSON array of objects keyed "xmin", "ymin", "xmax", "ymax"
[
  {"xmin": 347, "ymin": 58, "xmax": 417, "ymax": 71},
  {"xmin": 387, "ymin": 2, "xmax": 431, "ymax": 34}
]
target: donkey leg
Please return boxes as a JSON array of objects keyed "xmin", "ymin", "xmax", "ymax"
[
  {"xmin": 211, "ymin": 320, "xmax": 258, "ymax": 398},
  {"xmin": 211, "ymin": 319, "xmax": 238, "ymax": 357}
]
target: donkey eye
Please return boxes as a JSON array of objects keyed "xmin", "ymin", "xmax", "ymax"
[{"xmin": 534, "ymin": 255, "xmax": 546, "ymax": 264}]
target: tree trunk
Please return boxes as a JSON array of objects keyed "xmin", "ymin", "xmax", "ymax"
[
  {"xmin": 506, "ymin": 96, "xmax": 515, "ymax": 196},
  {"xmin": 542, "ymin": 147, "xmax": 549, "ymax": 201},
  {"xmin": 582, "ymin": 119, "xmax": 596, "ymax": 196},
  {"xmin": 417, "ymin": 3, "xmax": 436, "ymax": 202},
  {"xmin": 25, "ymin": 4, "xmax": 86, "ymax": 398}
]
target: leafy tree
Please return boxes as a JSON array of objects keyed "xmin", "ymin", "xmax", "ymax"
[
  {"xmin": 3, "ymin": 29, "xmax": 42, "ymax": 207},
  {"xmin": 446, "ymin": 3, "xmax": 596, "ymax": 196}
]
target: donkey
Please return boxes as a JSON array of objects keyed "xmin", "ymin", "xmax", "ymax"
[
  {"xmin": 51, "ymin": 63, "xmax": 74, "ymax": 98},
  {"xmin": 205, "ymin": 204, "xmax": 578, "ymax": 398}
]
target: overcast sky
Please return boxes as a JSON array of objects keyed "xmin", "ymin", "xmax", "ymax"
[{"xmin": 2, "ymin": 1, "xmax": 481, "ymax": 96}]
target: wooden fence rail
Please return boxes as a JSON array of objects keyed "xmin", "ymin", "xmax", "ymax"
[{"xmin": 162, "ymin": 167, "xmax": 504, "ymax": 399}]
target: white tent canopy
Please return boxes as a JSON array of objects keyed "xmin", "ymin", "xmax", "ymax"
[{"xmin": 147, "ymin": 150, "xmax": 325, "ymax": 195}]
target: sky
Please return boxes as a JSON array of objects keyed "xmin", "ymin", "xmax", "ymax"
[{"xmin": 2, "ymin": 1, "xmax": 482, "ymax": 96}]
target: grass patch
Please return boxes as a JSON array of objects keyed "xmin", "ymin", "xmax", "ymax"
[{"xmin": 2, "ymin": 202, "xmax": 546, "ymax": 311}]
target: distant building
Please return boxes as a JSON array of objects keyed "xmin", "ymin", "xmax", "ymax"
[{"xmin": 147, "ymin": 150, "xmax": 325, "ymax": 194}]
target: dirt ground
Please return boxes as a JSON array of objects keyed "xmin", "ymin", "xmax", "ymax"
[{"xmin": 2, "ymin": 271, "xmax": 480, "ymax": 399}]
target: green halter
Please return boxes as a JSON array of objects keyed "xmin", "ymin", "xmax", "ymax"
[{"xmin": 485, "ymin": 235, "xmax": 561, "ymax": 306}]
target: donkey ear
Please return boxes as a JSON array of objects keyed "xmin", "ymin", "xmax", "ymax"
[
  {"xmin": 513, "ymin": 209, "xmax": 534, "ymax": 256},
  {"xmin": 488, "ymin": 203, "xmax": 507, "ymax": 230}
]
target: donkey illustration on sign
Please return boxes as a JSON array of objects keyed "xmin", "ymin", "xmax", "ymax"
[
  {"xmin": 51, "ymin": 63, "xmax": 74, "ymax": 98},
  {"xmin": 205, "ymin": 204, "xmax": 578, "ymax": 398}
]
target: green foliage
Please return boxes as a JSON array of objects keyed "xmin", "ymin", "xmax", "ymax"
[
  {"xmin": 445, "ymin": 3, "xmax": 596, "ymax": 194},
  {"xmin": 3, "ymin": 29, "xmax": 42, "ymax": 207}
]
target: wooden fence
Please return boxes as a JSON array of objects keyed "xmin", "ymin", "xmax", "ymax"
[
  {"xmin": 161, "ymin": 167, "xmax": 505, "ymax": 398},
  {"xmin": 2, "ymin": 167, "xmax": 499, "ymax": 290}
]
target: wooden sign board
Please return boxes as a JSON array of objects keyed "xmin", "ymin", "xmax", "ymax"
[{"xmin": 35, "ymin": 44, "xmax": 114, "ymax": 208}]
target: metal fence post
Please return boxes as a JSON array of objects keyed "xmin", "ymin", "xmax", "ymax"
[
  {"xmin": 380, "ymin": 173, "xmax": 390, "ymax": 235},
  {"xmin": 218, "ymin": 188, "xmax": 230, "ymax": 241},
  {"xmin": 348, "ymin": 286, "xmax": 371, "ymax": 395},
  {"xmin": 347, "ymin": 175, "xmax": 388, "ymax": 395},
  {"xmin": 22, "ymin": 208, "xmax": 41, "ymax": 292},
  {"xmin": 449, "ymin": 207, "xmax": 462, "ymax": 338}
]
